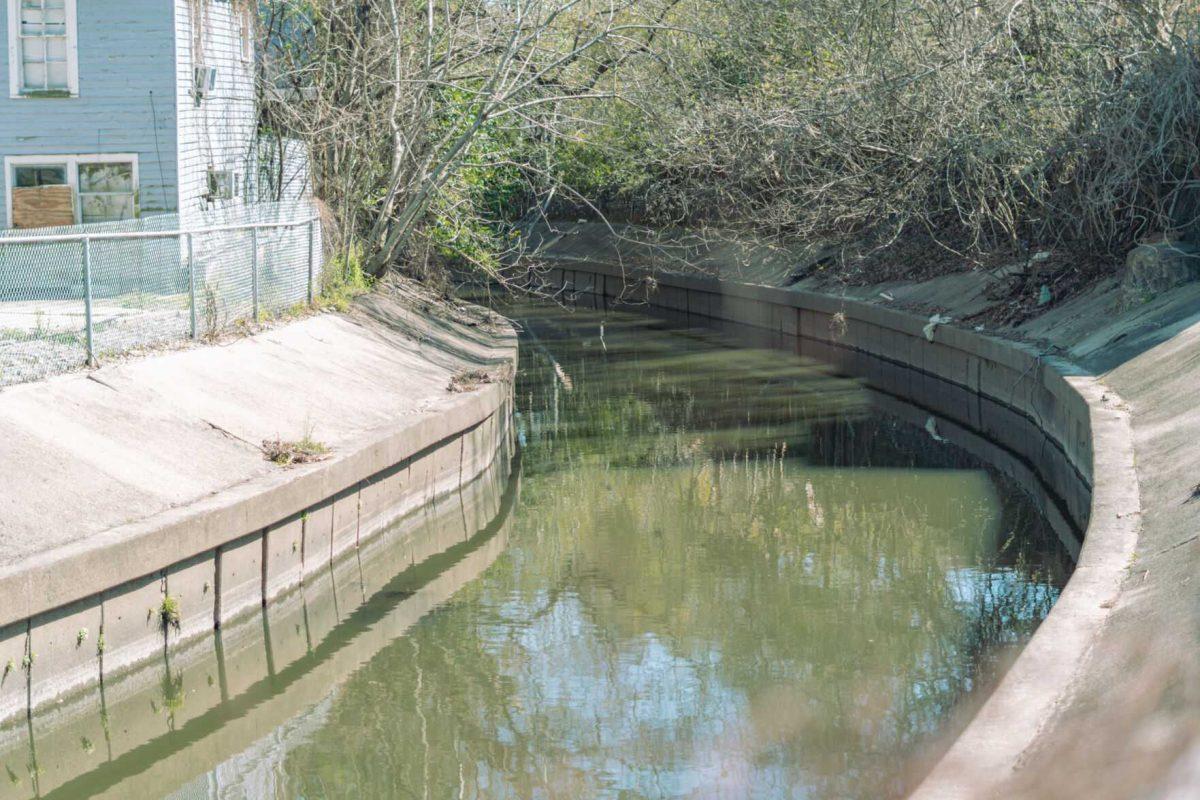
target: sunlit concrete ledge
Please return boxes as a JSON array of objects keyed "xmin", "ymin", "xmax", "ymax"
[
  {"xmin": 541, "ymin": 257, "xmax": 1142, "ymax": 799},
  {"xmin": 0, "ymin": 288, "xmax": 517, "ymax": 726}
]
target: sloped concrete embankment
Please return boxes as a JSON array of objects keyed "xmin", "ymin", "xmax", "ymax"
[
  {"xmin": 0, "ymin": 286, "xmax": 517, "ymax": 734},
  {"xmin": 541, "ymin": 260, "xmax": 1141, "ymax": 799}
]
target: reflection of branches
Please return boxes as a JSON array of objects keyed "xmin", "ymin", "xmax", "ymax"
[{"xmin": 281, "ymin": 302, "xmax": 1068, "ymax": 800}]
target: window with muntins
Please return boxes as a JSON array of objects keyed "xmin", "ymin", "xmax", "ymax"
[
  {"xmin": 207, "ymin": 169, "xmax": 237, "ymax": 202},
  {"xmin": 7, "ymin": 0, "xmax": 78, "ymax": 97},
  {"xmin": 79, "ymin": 163, "xmax": 136, "ymax": 223},
  {"xmin": 5, "ymin": 155, "xmax": 138, "ymax": 229}
]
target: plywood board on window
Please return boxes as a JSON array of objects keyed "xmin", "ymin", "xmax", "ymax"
[{"xmin": 12, "ymin": 186, "xmax": 75, "ymax": 229}]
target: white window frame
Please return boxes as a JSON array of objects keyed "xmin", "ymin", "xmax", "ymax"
[
  {"xmin": 4, "ymin": 154, "xmax": 139, "ymax": 227},
  {"xmin": 6, "ymin": 0, "xmax": 80, "ymax": 99},
  {"xmin": 205, "ymin": 167, "xmax": 241, "ymax": 203},
  {"xmin": 238, "ymin": 6, "xmax": 254, "ymax": 63}
]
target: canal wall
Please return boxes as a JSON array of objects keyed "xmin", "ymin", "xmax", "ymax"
[
  {"xmin": 539, "ymin": 258, "xmax": 1141, "ymax": 799},
  {"xmin": 0, "ymin": 452, "xmax": 517, "ymax": 800},
  {"xmin": 0, "ymin": 280, "xmax": 517, "ymax": 734}
]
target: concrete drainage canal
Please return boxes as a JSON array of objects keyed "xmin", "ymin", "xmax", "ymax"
[{"xmin": 0, "ymin": 301, "xmax": 1078, "ymax": 800}]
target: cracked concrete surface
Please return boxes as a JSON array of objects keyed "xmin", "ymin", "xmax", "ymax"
[{"xmin": 0, "ymin": 280, "xmax": 515, "ymax": 568}]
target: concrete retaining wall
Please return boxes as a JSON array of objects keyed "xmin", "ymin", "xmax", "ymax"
[
  {"xmin": 0, "ymin": 442, "xmax": 517, "ymax": 799},
  {"xmin": 543, "ymin": 259, "xmax": 1141, "ymax": 799},
  {"xmin": 0, "ymin": 379, "xmax": 515, "ymax": 729}
]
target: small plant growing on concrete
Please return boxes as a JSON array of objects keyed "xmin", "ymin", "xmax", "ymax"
[
  {"xmin": 76, "ymin": 628, "xmax": 88, "ymax": 648},
  {"xmin": 448, "ymin": 368, "xmax": 494, "ymax": 393},
  {"xmin": 1, "ymin": 659, "xmax": 12, "ymax": 683},
  {"xmin": 262, "ymin": 435, "xmax": 330, "ymax": 467},
  {"xmin": 21, "ymin": 653, "xmax": 33, "ymax": 671},
  {"xmin": 159, "ymin": 596, "xmax": 182, "ymax": 632},
  {"xmin": 96, "ymin": 634, "xmax": 106, "ymax": 657}
]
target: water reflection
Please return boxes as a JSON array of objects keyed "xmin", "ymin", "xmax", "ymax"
[
  {"xmin": 3, "ymin": 303, "xmax": 1068, "ymax": 800},
  {"xmin": 159, "ymin": 304, "xmax": 1067, "ymax": 800},
  {"xmin": 0, "ymin": 451, "xmax": 514, "ymax": 800}
]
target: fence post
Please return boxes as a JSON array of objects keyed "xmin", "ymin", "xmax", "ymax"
[
  {"xmin": 187, "ymin": 232, "xmax": 198, "ymax": 341},
  {"xmin": 251, "ymin": 227, "xmax": 259, "ymax": 321},
  {"xmin": 82, "ymin": 236, "xmax": 95, "ymax": 367},
  {"xmin": 306, "ymin": 219, "xmax": 315, "ymax": 305}
]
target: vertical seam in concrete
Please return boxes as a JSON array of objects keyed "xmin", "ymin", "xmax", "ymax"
[
  {"xmin": 355, "ymin": 483, "xmax": 363, "ymax": 549},
  {"xmin": 22, "ymin": 618, "xmax": 31, "ymax": 721},
  {"xmin": 299, "ymin": 510, "xmax": 308, "ymax": 585},
  {"xmin": 260, "ymin": 527, "xmax": 269, "ymax": 607},
  {"xmin": 458, "ymin": 431, "xmax": 466, "ymax": 490},
  {"xmin": 96, "ymin": 600, "xmax": 105, "ymax": 692},
  {"xmin": 158, "ymin": 570, "xmax": 169, "ymax": 651},
  {"xmin": 212, "ymin": 546, "xmax": 223, "ymax": 630},
  {"xmin": 327, "ymin": 501, "xmax": 335, "ymax": 567}
]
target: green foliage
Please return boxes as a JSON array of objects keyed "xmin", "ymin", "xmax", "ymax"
[
  {"xmin": 265, "ymin": 0, "xmax": 1200, "ymax": 287},
  {"xmin": 319, "ymin": 242, "xmax": 373, "ymax": 311},
  {"xmin": 548, "ymin": 112, "xmax": 653, "ymax": 202},
  {"xmin": 159, "ymin": 596, "xmax": 182, "ymax": 632}
]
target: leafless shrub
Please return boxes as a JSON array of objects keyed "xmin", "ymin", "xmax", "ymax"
[
  {"xmin": 624, "ymin": 1, "xmax": 1200, "ymax": 275},
  {"xmin": 258, "ymin": 0, "xmax": 680, "ymax": 284}
]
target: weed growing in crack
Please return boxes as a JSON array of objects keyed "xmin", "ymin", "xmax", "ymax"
[{"xmin": 159, "ymin": 596, "xmax": 182, "ymax": 632}]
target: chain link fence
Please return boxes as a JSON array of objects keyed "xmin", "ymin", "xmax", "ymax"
[{"xmin": 0, "ymin": 200, "xmax": 322, "ymax": 387}]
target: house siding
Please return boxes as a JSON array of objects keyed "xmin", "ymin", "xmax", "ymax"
[
  {"xmin": 0, "ymin": 0, "xmax": 179, "ymax": 229},
  {"xmin": 174, "ymin": 0, "xmax": 257, "ymax": 226},
  {"xmin": 258, "ymin": 136, "xmax": 313, "ymax": 202}
]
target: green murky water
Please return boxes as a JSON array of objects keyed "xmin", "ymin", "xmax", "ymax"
[{"xmin": 19, "ymin": 304, "xmax": 1070, "ymax": 800}]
